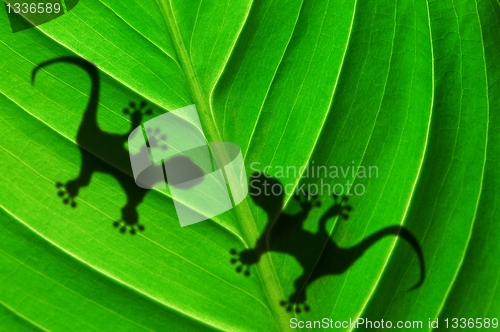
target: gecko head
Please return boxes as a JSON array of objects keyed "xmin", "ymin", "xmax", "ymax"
[{"xmin": 249, "ymin": 172, "xmax": 284, "ymax": 215}]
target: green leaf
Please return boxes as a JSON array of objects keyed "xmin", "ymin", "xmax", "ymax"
[{"xmin": 0, "ymin": 0, "xmax": 499, "ymax": 330}]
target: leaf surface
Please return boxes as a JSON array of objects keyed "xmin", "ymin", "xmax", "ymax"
[{"xmin": 0, "ymin": 0, "xmax": 499, "ymax": 330}]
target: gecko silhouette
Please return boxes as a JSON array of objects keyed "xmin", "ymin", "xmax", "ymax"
[
  {"xmin": 230, "ymin": 173, "xmax": 425, "ymax": 313},
  {"xmin": 32, "ymin": 56, "xmax": 170, "ymax": 234}
]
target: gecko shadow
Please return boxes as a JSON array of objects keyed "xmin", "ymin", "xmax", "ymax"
[
  {"xmin": 230, "ymin": 173, "xmax": 425, "ymax": 313},
  {"xmin": 32, "ymin": 56, "xmax": 199, "ymax": 234}
]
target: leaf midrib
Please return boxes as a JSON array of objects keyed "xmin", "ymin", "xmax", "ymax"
[
  {"xmin": 96, "ymin": 0, "xmax": 181, "ymax": 67},
  {"xmin": 0, "ymin": 92, "xmax": 242, "ymax": 245},
  {"xmin": 0, "ymin": 111, "xmax": 261, "ymax": 315},
  {"xmin": 156, "ymin": 0, "xmax": 292, "ymax": 329},
  {"xmin": 0, "ymin": 96, "xmax": 266, "ymax": 330}
]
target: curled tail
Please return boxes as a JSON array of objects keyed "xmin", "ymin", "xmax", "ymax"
[
  {"xmin": 32, "ymin": 56, "xmax": 100, "ymax": 125},
  {"xmin": 352, "ymin": 225, "xmax": 425, "ymax": 290}
]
